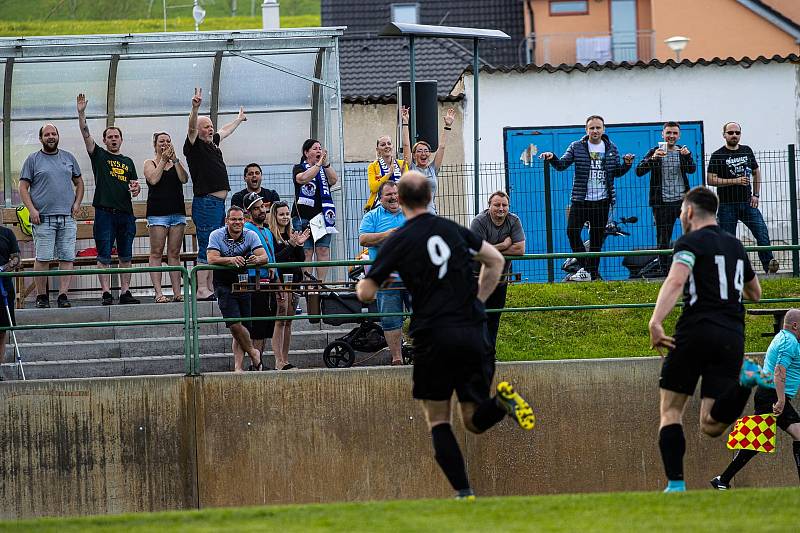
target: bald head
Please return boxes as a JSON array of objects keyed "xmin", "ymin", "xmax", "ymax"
[
  {"xmin": 785, "ymin": 309, "xmax": 800, "ymax": 327},
  {"xmin": 398, "ymin": 170, "xmax": 431, "ymax": 211},
  {"xmin": 197, "ymin": 116, "xmax": 215, "ymax": 142},
  {"xmin": 39, "ymin": 123, "xmax": 59, "ymax": 153}
]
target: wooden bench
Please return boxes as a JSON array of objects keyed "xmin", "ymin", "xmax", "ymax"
[
  {"xmin": 746, "ymin": 308, "xmax": 788, "ymax": 338},
  {"xmin": 2, "ymin": 201, "xmax": 198, "ymax": 306}
]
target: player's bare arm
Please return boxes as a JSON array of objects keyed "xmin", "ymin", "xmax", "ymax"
[
  {"xmin": 648, "ymin": 261, "xmax": 690, "ymax": 356},
  {"xmin": 474, "ymin": 241, "xmax": 504, "ymax": 303},
  {"xmin": 743, "ymin": 275, "xmax": 761, "ymax": 302}
]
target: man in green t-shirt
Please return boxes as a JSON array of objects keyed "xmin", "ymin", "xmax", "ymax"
[{"xmin": 77, "ymin": 93, "xmax": 142, "ymax": 305}]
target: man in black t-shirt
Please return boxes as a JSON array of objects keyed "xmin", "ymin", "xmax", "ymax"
[
  {"xmin": 356, "ymin": 171, "xmax": 535, "ymax": 500},
  {"xmin": 77, "ymin": 93, "xmax": 142, "ymax": 306},
  {"xmin": 185, "ymin": 87, "xmax": 247, "ymax": 300},
  {"xmin": 707, "ymin": 122, "xmax": 778, "ymax": 274},
  {"xmin": 649, "ymin": 186, "xmax": 773, "ymax": 492},
  {"xmin": 230, "ymin": 163, "xmax": 280, "ymax": 213}
]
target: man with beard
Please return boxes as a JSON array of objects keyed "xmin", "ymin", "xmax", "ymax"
[
  {"xmin": 230, "ymin": 163, "xmax": 280, "ymax": 213},
  {"xmin": 708, "ymin": 122, "xmax": 779, "ymax": 274},
  {"xmin": 19, "ymin": 123, "xmax": 84, "ymax": 308},
  {"xmin": 77, "ymin": 94, "xmax": 142, "ymax": 305},
  {"xmin": 241, "ymin": 192, "xmax": 279, "ymax": 369},
  {"xmin": 649, "ymin": 186, "xmax": 771, "ymax": 492}
]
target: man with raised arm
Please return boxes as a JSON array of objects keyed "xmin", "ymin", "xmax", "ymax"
[
  {"xmin": 76, "ymin": 93, "xmax": 141, "ymax": 305},
  {"xmin": 185, "ymin": 87, "xmax": 247, "ymax": 300}
]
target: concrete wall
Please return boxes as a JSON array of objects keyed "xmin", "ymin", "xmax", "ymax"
[{"xmin": 1, "ymin": 359, "xmax": 797, "ymax": 519}]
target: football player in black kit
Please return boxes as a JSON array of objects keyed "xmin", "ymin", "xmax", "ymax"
[
  {"xmin": 649, "ymin": 186, "xmax": 773, "ymax": 492},
  {"xmin": 356, "ymin": 171, "xmax": 535, "ymax": 500}
]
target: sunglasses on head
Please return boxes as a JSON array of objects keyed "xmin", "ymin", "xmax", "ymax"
[
  {"xmin": 272, "ymin": 201, "xmax": 288, "ymax": 208},
  {"xmin": 725, "ymin": 131, "xmax": 741, "ymax": 135}
]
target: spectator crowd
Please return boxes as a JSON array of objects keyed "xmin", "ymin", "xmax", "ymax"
[{"xmin": 7, "ymin": 98, "xmax": 784, "ymax": 372}]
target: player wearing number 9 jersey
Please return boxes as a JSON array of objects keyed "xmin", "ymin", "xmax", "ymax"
[
  {"xmin": 649, "ymin": 186, "xmax": 769, "ymax": 493},
  {"xmin": 356, "ymin": 171, "xmax": 536, "ymax": 500}
]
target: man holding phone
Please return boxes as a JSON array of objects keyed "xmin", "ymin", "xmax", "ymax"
[
  {"xmin": 77, "ymin": 93, "xmax": 142, "ymax": 305},
  {"xmin": 636, "ymin": 122, "xmax": 696, "ymax": 273}
]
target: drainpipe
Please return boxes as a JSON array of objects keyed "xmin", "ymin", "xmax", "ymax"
[{"xmin": 262, "ymin": 0, "xmax": 280, "ymax": 29}]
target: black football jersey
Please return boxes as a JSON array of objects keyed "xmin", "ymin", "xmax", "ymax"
[
  {"xmin": 672, "ymin": 225, "xmax": 755, "ymax": 332},
  {"xmin": 366, "ymin": 213, "xmax": 486, "ymax": 334}
]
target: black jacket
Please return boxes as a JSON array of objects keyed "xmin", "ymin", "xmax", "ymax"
[
  {"xmin": 635, "ymin": 146, "xmax": 696, "ymax": 207},
  {"xmin": 549, "ymin": 134, "xmax": 632, "ymax": 203}
]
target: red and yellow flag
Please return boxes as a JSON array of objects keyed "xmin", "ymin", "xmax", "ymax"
[{"xmin": 727, "ymin": 414, "xmax": 777, "ymax": 453}]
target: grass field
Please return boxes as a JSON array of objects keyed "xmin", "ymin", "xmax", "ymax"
[
  {"xmin": 496, "ymin": 277, "xmax": 800, "ymax": 361},
  {"xmin": 1, "ymin": 488, "xmax": 797, "ymax": 532},
  {"xmin": 0, "ymin": 14, "xmax": 321, "ymax": 37}
]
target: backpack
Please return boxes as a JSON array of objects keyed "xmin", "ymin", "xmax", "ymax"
[{"xmin": 15, "ymin": 205, "xmax": 32, "ymax": 236}]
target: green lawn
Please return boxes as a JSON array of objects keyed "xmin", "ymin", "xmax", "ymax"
[
  {"xmin": 0, "ymin": 14, "xmax": 321, "ymax": 37},
  {"xmin": 496, "ymin": 277, "xmax": 800, "ymax": 361},
  {"xmin": 0, "ymin": 0, "xmax": 319, "ymax": 21},
  {"xmin": 1, "ymin": 488, "xmax": 797, "ymax": 532}
]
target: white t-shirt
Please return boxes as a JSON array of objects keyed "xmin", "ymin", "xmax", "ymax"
[{"xmin": 586, "ymin": 141, "xmax": 607, "ymax": 201}]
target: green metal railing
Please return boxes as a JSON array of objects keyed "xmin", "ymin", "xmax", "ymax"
[
  {"xmin": 0, "ymin": 266, "xmax": 193, "ymax": 375},
  {"xmin": 3, "ymin": 243, "xmax": 800, "ymax": 378}
]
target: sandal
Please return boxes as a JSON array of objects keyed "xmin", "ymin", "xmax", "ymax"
[
  {"xmin": 154, "ymin": 295, "xmax": 171, "ymax": 304},
  {"xmin": 173, "ymin": 294, "xmax": 184, "ymax": 302}
]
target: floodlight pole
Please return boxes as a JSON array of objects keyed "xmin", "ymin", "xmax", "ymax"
[
  {"xmin": 408, "ymin": 36, "xmax": 417, "ymax": 150},
  {"xmin": 473, "ymin": 38, "xmax": 480, "ymax": 216}
]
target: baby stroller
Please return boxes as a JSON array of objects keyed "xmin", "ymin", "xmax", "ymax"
[{"xmin": 319, "ymin": 267, "xmax": 414, "ymax": 368}]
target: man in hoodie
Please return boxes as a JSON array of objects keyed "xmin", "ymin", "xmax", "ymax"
[
  {"xmin": 636, "ymin": 122, "xmax": 697, "ymax": 273},
  {"xmin": 540, "ymin": 115, "xmax": 634, "ymax": 281}
]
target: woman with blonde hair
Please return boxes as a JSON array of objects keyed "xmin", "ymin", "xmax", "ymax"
[
  {"xmin": 364, "ymin": 130, "xmax": 408, "ymax": 212},
  {"xmin": 401, "ymin": 106, "xmax": 455, "ymax": 213},
  {"xmin": 144, "ymin": 132, "xmax": 189, "ymax": 302}
]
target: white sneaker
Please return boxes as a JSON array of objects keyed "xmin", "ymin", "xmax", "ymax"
[{"xmin": 566, "ymin": 268, "xmax": 592, "ymax": 282}]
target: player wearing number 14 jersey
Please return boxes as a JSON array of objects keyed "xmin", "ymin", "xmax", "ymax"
[
  {"xmin": 356, "ymin": 171, "xmax": 535, "ymax": 500},
  {"xmin": 649, "ymin": 186, "xmax": 772, "ymax": 492}
]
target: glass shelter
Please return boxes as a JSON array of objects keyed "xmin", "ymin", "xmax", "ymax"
[{"xmin": 0, "ymin": 28, "xmax": 346, "ymax": 241}]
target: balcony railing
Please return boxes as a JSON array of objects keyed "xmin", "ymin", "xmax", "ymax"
[{"xmin": 527, "ymin": 30, "xmax": 656, "ymax": 66}]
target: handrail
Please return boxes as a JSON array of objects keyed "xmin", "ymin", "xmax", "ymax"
[{"xmin": 0, "ymin": 266, "xmax": 193, "ymax": 376}]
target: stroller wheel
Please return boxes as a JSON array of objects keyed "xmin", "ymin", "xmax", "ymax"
[
  {"xmin": 401, "ymin": 343, "xmax": 414, "ymax": 365},
  {"xmin": 323, "ymin": 341, "xmax": 356, "ymax": 368}
]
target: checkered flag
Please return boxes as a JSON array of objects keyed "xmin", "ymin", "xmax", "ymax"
[{"xmin": 727, "ymin": 414, "xmax": 777, "ymax": 453}]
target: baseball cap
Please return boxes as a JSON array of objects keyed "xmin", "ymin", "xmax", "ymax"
[{"xmin": 244, "ymin": 192, "xmax": 263, "ymax": 211}]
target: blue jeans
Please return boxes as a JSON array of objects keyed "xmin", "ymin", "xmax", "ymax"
[
  {"xmin": 93, "ymin": 208, "xmax": 136, "ymax": 264},
  {"xmin": 193, "ymin": 195, "xmax": 226, "ymax": 264},
  {"xmin": 377, "ymin": 282, "xmax": 411, "ymax": 331},
  {"xmin": 717, "ymin": 202, "xmax": 774, "ymax": 271}
]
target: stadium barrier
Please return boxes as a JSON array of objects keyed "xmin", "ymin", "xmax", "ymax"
[{"xmin": 1, "ymin": 360, "xmax": 797, "ymax": 520}]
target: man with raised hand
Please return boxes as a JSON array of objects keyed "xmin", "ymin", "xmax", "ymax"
[
  {"xmin": 185, "ymin": 87, "xmax": 247, "ymax": 300},
  {"xmin": 19, "ymin": 123, "xmax": 84, "ymax": 308},
  {"xmin": 77, "ymin": 94, "xmax": 141, "ymax": 306},
  {"xmin": 357, "ymin": 171, "xmax": 535, "ymax": 500},
  {"xmin": 649, "ymin": 186, "xmax": 771, "ymax": 493},
  {"xmin": 711, "ymin": 308, "xmax": 800, "ymax": 489}
]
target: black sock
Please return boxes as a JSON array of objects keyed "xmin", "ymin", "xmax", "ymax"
[
  {"xmin": 431, "ymin": 424, "xmax": 470, "ymax": 492},
  {"xmin": 793, "ymin": 441, "xmax": 800, "ymax": 481},
  {"xmin": 710, "ymin": 385, "xmax": 752, "ymax": 425},
  {"xmin": 719, "ymin": 449, "xmax": 758, "ymax": 485},
  {"xmin": 471, "ymin": 397, "xmax": 508, "ymax": 433},
  {"xmin": 659, "ymin": 424, "xmax": 686, "ymax": 481}
]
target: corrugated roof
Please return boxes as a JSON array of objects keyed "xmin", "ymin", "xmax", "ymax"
[{"xmin": 464, "ymin": 54, "xmax": 800, "ymax": 75}]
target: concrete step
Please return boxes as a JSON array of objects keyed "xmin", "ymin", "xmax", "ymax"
[
  {"xmin": 0, "ymin": 347, "xmax": 398, "ymax": 380},
  {"xmin": 4, "ymin": 329, "xmax": 351, "ymax": 361}
]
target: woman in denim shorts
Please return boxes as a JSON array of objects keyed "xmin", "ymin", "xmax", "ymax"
[{"xmin": 144, "ymin": 132, "xmax": 189, "ymax": 303}]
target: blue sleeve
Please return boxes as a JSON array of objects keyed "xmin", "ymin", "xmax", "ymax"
[
  {"xmin": 359, "ymin": 210, "xmax": 376, "ymax": 235},
  {"xmin": 774, "ymin": 335, "xmax": 796, "ymax": 369},
  {"xmin": 207, "ymin": 230, "xmax": 222, "ymax": 252}
]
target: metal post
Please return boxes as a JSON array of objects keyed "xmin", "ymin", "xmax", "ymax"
[
  {"xmin": 789, "ymin": 144, "xmax": 799, "ymax": 276},
  {"xmin": 473, "ymin": 38, "xmax": 480, "ymax": 216},
  {"xmin": 190, "ymin": 268, "xmax": 201, "ymax": 375},
  {"xmin": 182, "ymin": 268, "xmax": 192, "ymax": 376},
  {"xmin": 409, "ymin": 36, "xmax": 417, "ymax": 148},
  {"xmin": 543, "ymin": 161, "xmax": 555, "ymax": 282}
]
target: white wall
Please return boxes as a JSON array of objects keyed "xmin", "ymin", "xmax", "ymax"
[{"xmin": 462, "ymin": 61, "xmax": 800, "ymax": 163}]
